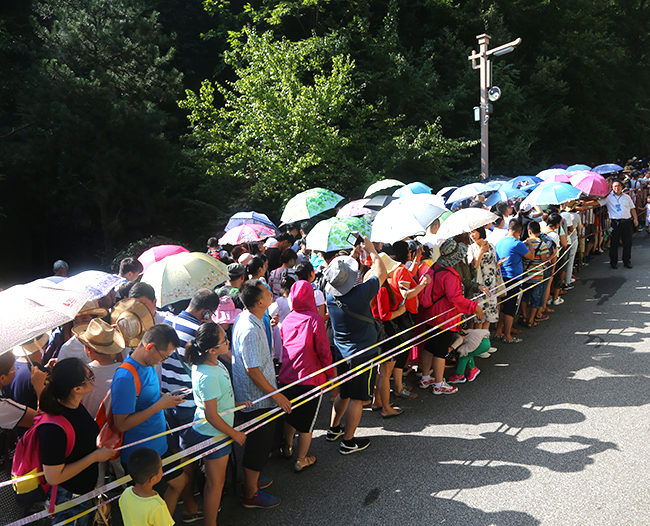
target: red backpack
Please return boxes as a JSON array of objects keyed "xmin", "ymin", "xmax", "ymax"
[{"xmin": 11, "ymin": 412, "xmax": 75, "ymax": 511}]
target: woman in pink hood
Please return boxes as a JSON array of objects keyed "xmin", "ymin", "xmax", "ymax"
[{"xmin": 278, "ymin": 280, "xmax": 333, "ymax": 472}]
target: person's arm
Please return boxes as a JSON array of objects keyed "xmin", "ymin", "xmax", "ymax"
[
  {"xmin": 114, "ymin": 392, "xmax": 184, "ymax": 433},
  {"xmin": 43, "ymin": 448, "xmax": 116, "ymax": 486},
  {"xmin": 203, "ymin": 397, "xmax": 246, "ymax": 446},
  {"xmin": 363, "ymin": 236, "xmax": 387, "ymax": 285},
  {"xmin": 16, "ymin": 407, "xmax": 37, "ymax": 428},
  {"xmin": 245, "ymin": 367, "xmax": 291, "ymax": 413},
  {"xmin": 630, "ymin": 198, "xmax": 639, "ymax": 226}
]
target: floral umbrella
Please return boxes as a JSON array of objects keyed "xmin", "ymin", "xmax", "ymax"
[
  {"xmin": 306, "ymin": 217, "xmax": 371, "ymax": 252},
  {"xmin": 337, "ymin": 199, "xmax": 374, "ymax": 217},
  {"xmin": 280, "ymin": 188, "xmax": 344, "ymax": 225},
  {"xmin": 364, "ymin": 179, "xmax": 405, "ymax": 198},
  {"xmin": 57, "ymin": 271, "xmax": 124, "ymax": 301},
  {"xmin": 218, "ymin": 224, "xmax": 276, "ymax": 245},
  {"xmin": 141, "ymin": 252, "xmax": 228, "ymax": 307},
  {"xmin": 138, "ymin": 245, "xmax": 189, "ymax": 273}
]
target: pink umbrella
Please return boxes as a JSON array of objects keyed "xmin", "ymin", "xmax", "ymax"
[
  {"xmin": 537, "ymin": 169, "xmax": 572, "ymax": 182},
  {"xmin": 218, "ymin": 224, "xmax": 276, "ymax": 245},
  {"xmin": 570, "ymin": 171, "xmax": 610, "ymax": 197},
  {"xmin": 138, "ymin": 245, "xmax": 190, "ymax": 272},
  {"xmin": 337, "ymin": 199, "xmax": 373, "ymax": 217},
  {"xmin": 542, "ymin": 173, "xmax": 572, "ymax": 183}
]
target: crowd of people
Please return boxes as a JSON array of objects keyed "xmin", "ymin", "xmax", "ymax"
[{"xmin": 0, "ymin": 167, "xmax": 648, "ymax": 526}]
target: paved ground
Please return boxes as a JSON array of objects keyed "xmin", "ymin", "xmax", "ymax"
[{"xmin": 212, "ymin": 234, "xmax": 650, "ymax": 526}]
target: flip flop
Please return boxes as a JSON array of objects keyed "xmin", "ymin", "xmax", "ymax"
[
  {"xmin": 382, "ymin": 407, "xmax": 404, "ymax": 419},
  {"xmin": 294, "ymin": 456, "xmax": 317, "ymax": 473},
  {"xmin": 535, "ymin": 314, "xmax": 550, "ymax": 322},
  {"xmin": 502, "ymin": 337, "xmax": 522, "ymax": 344}
]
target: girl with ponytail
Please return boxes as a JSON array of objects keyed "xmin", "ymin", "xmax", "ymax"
[{"xmin": 186, "ymin": 322, "xmax": 250, "ymax": 526}]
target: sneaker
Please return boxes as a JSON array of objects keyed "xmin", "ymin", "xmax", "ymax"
[
  {"xmin": 326, "ymin": 425, "xmax": 345, "ymax": 442},
  {"xmin": 448, "ymin": 374, "xmax": 466, "ymax": 384},
  {"xmin": 467, "ymin": 367, "xmax": 480, "ymax": 382},
  {"xmin": 419, "ymin": 377, "xmax": 436, "ymax": 389},
  {"xmin": 552, "ymin": 297, "xmax": 564, "ymax": 305},
  {"xmin": 561, "ymin": 284, "xmax": 574, "ymax": 290},
  {"xmin": 395, "ymin": 387, "xmax": 418, "ymax": 400},
  {"xmin": 242, "ymin": 489, "xmax": 281, "ymax": 509},
  {"xmin": 340, "ymin": 437, "xmax": 371, "ymax": 455},
  {"xmin": 433, "ymin": 381, "xmax": 458, "ymax": 395},
  {"xmin": 488, "ymin": 346, "xmax": 498, "ymax": 353},
  {"xmin": 477, "ymin": 352, "xmax": 491, "ymax": 358},
  {"xmin": 182, "ymin": 512, "xmax": 204, "ymax": 523}
]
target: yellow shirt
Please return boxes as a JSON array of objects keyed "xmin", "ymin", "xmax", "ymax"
[{"xmin": 119, "ymin": 487, "xmax": 174, "ymax": 526}]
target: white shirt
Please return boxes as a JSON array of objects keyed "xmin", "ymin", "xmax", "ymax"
[
  {"xmin": 599, "ymin": 192, "xmax": 635, "ymax": 219},
  {"xmin": 486, "ymin": 227, "xmax": 508, "ymax": 245},
  {"xmin": 0, "ymin": 397, "xmax": 27, "ymax": 430}
]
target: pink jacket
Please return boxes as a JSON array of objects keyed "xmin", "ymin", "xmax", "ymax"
[
  {"xmin": 278, "ymin": 281, "xmax": 333, "ymax": 386},
  {"xmin": 419, "ymin": 264, "xmax": 478, "ymax": 332}
]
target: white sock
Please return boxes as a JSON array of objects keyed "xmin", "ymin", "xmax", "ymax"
[
  {"xmin": 421, "ymin": 375, "xmax": 431, "ymax": 382},
  {"xmin": 434, "ymin": 381, "xmax": 444, "ymax": 388}
]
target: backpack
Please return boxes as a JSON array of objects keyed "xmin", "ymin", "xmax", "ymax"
[
  {"xmin": 539, "ymin": 232, "xmax": 556, "ymax": 254},
  {"xmin": 95, "ymin": 361, "xmax": 141, "ymax": 460},
  {"xmin": 11, "ymin": 412, "xmax": 75, "ymax": 511}
]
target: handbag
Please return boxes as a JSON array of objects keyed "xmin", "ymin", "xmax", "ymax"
[{"xmin": 332, "ymin": 298, "xmax": 387, "ymax": 346}]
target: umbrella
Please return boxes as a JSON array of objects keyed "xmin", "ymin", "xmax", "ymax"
[
  {"xmin": 280, "ymin": 188, "xmax": 343, "ymax": 225},
  {"xmin": 365, "ymin": 195, "xmax": 397, "ymax": 211},
  {"xmin": 483, "ymin": 175, "xmax": 511, "ymax": 182},
  {"xmin": 566, "ymin": 164, "xmax": 592, "ymax": 172},
  {"xmin": 537, "ymin": 168, "xmax": 572, "ymax": 181},
  {"xmin": 363, "ymin": 179, "xmax": 405, "ymax": 198},
  {"xmin": 371, "ymin": 197, "xmax": 446, "ymax": 244},
  {"xmin": 550, "ymin": 164, "xmax": 569, "ymax": 170},
  {"xmin": 435, "ymin": 209, "xmax": 499, "ymax": 240},
  {"xmin": 501, "ymin": 176, "xmax": 542, "ymax": 191},
  {"xmin": 337, "ymin": 199, "xmax": 374, "ymax": 218},
  {"xmin": 138, "ymin": 245, "xmax": 190, "ymax": 273},
  {"xmin": 141, "ymin": 252, "xmax": 229, "ymax": 307},
  {"xmin": 484, "ymin": 180, "xmax": 505, "ymax": 191},
  {"xmin": 438, "ymin": 210, "xmax": 454, "ymax": 225},
  {"xmin": 592, "ymin": 163, "xmax": 624, "ymax": 175},
  {"xmin": 541, "ymin": 172, "xmax": 571, "ymax": 183},
  {"xmin": 570, "ymin": 171, "xmax": 610, "ymax": 197},
  {"xmin": 0, "ymin": 283, "xmax": 92, "ymax": 353},
  {"xmin": 446, "ymin": 182, "xmax": 493, "ymax": 205},
  {"xmin": 522, "ymin": 182, "xmax": 582, "ymax": 207},
  {"xmin": 484, "ymin": 188, "xmax": 527, "ymax": 208},
  {"xmin": 436, "ymin": 186, "xmax": 458, "ymax": 199},
  {"xmin": 399, "ymin": 193, "xmax": 448, "ymax": 209},
  {"xmin": 392, "ymin": 182, "xmax": 433, "ymax": 198},
  {"xmin": 306, "ymin": 217, "xmax": 371, "ymax": 252},
  {"xmin": 218, "ymin": 224, "xmax": 276, "ymax": 245},
  {"xmin": 225, "ymin": 211, "xmax": 278, "ymax": 233},
  {"xmin": 57, "ymin": 271, "xmax": 123, "ymax": 301}
]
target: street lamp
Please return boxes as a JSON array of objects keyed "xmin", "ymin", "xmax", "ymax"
[{"xmin": 468, "ymin": 34, "xmax": 521, "ymax": 179}]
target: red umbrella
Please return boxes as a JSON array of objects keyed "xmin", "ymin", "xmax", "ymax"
[
  {"xmin": 218, "ymin": 224, "xmax": 276, "ymax": 245},
  {"xmin": 138, "ymin": 245, "xmax": 190, "ymax": 273},
  {"xmin": 570, "ymin": 171, "xmax": 610, "ymax": 197}
]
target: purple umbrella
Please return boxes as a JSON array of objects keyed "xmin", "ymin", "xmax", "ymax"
[{"xmin": 550, "ymin": 164, "xmax": 569, "ymax": 170}]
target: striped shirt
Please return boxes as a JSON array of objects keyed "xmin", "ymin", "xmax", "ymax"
[{"xmin": 162, "ymin": 311, "xmax": 200, "ymax": 408}]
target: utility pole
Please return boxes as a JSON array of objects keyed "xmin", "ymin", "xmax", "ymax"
[{"xmin": 468, "ymin": 34, "xmax": 521, "ymax": 179}]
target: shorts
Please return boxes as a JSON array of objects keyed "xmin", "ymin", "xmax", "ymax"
[
  {"xmin": 279, "ymin": 384, "xmax": 322, "ymax": 433},
  {"xmin": 383, "ymin": 318, "xmax": 411, "ymax": 370},
  {"xmin": 235, "ymin": 409, "xmax": 276, "ymax": 472},
  {"xmin": 501, "ymin": 279, "xmax": 520, "ymax": 317},
  {"xmin": 337, "ymin": 357, "xmax": 377, "ymax": 402},
  {"xmin": 192, "ymin": 429, "xmax": 232, "ymax": 460},
  {"xmin": 423, "ymin": 329, "xmax": 459, "ymax": 359},
  {"xmin": 165, "ymin": 405, "xmax": 196, "ymax": 451},
  {"xmin": 523, "ymin": 281, "xmax": 544, "ymax": 309}
]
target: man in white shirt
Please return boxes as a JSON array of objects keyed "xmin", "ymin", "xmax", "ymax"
[
  {"xmin": 599, "ymin": 180, "xmax": 638, "ymax": 269},
  {"xmin": 486, "ymin": 214, "xmax": 508, "ymax": 245}
]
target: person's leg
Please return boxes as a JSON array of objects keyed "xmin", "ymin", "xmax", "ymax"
[
  {"xmin": 564, "ymin": 243, "xmax": 578, "ymax": 285},
  {"xmin": 203, "ymin": 456, "xmax": 229, "ymax": 526},
  {"xmin": 163, "ymin": 470, "xmax": 188, "ymax": 516},
  {"xmin": 180, "ymin": 463, "xmax": 198, "ymax": 515},
  {"xmin": 295, "ymin": 432, "xmax": 313, "ymax": 459},
  {"xmin": 330, "ymin": 394, "xmax": 349, "ymax": 428},
  {"xmin": 343, "ymin": 399, "xmax": 364, "ymax": 440},
  {"xmin": 494, "ymin": 312, "xmax": 505, "ymax": 337},
  {"xmin": 455, "ymin": 354, "xmax": 470, "ymax": 377},
  {"xmin": 503, "ymin": 313, "xmax": 514, "ymax": 340},
  {"xmin": 284, "ymin": 421, "xmax": 296, "ymax": 452},
  {"xmin": 622, "ymin": 221, "xmax": 634, "ymax": 265},
  {"xmin": 392, "ymin": 366, "xmax": 404, "ymax": 394},
  {"xmin": 419, "ymin": 350, "xmax": 434, "ymax": 381},
  {"xmin": 243, "ymin": 468, "xmax": 261, "ymax": 499},
  {"xmin": 432, "ymin": 356, "xmax": 446, "ymax": 383},
  {"xmin": 378, "ymin": 361, "xmax": 398, "ymax": 415},
  {"xmin": 610, "ymin": 223, "xmax": 621, "ymax": 266}
]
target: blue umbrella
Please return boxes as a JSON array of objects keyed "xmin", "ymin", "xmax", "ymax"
[
  {"xmin": 522, "ymin": 182, "xmax": 582, "ymax": 207},
  {"xmin": 500, "ymin": 176, "xmax": 542, "ymax": 191},
  {"xmin": 484, "ymin": 180, "xmax": 505, "ymax": 191},
  {"xmin": 446, "ymin": 182, "xmax": 493, "ymax": 204},
  {"xmin": 592, "ymin": 163, "xmax": 623, "ymax": 175},
  {"xmin": 392, "ymin": 181, "xmax": 432, "ymax": 197},
  {"xmin": 567, "ymin": 164, "xmax": 592, "ymax": 172},
  {"xmin": 484, "ymin": 188, "xmax": 527, "ymax": 208},
  {"xmin": 225, "ymin": 211, "xmax": 279, "ymax": 233}
]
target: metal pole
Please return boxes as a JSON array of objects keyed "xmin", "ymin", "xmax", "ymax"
[{"xmin": 477, "ymin": 34, "xmax": 490, "ymax": 180}]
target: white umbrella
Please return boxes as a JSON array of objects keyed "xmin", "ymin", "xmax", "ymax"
[
  {"xmin": 446, "ymin": 182, "xmax": 493, "ymax": 204},
  {"xmin": 371, "ymin": 197, "xmax": 447, "ymax": 244},
  {"xmin": 435, "ymin": 209, "xmax": 499, "ymax": 239},
  {"xmin": 364, "ymin": 179, "xmax": 405, "ymax": 198},
  {"xmin": 0, "ymin": 283, "xmax": 92, "ymax": 353},
  {"xmin": 57, "ymin": 270, "xmax": 124, "ymax": 301}
]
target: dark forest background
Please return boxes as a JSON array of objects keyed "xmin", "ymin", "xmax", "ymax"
[{"xmin": 2, "ymin": 0, "xmax": 649, "ymax": 286}]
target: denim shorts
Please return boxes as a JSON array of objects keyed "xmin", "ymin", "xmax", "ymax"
[
  {"xmin": 523, "ymin": 281, "xmax": 544, "ymax": 308},
  {"xmin": 192, "ymin": 429, "xmax": 232, "ymax": 460}
]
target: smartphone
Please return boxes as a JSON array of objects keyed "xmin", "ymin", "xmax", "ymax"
[
  {"xmin": 497, "ymin": 256, "xmax": 509, "ymax": 266},
  {"xmin": 171, "ymin": 387, "xmax": 191, "ymax": 397},
  {"xmin": 346, "ymin": 231, "xmax": 363, "ymax": 247}
]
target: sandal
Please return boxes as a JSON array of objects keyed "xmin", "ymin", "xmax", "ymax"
[
  {"xmin": 294, "ymin": 455, "xmax": 316, "ymax": 473},
  {"xmin": 525, "ymin": 320, "xmax": 537, "ymax": 328},
  {"xmin": 511, "ymin": 328, "xmax": 522, "ymax": 335},
  {"xmin": 502, "ymin": 337, "xmax": 522, "ymax": 344},
  {"xmin": 544, "ymin": 308, "xmax": 555, "ymax": 314},
  {"xmin": 535, "ymin": 314, "xmax": 549, "ymax": 322}
]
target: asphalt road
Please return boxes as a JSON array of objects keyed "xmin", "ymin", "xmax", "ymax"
[{"xmin": 212, "ymin": 233, "xmax": 650, "ymax": 526}]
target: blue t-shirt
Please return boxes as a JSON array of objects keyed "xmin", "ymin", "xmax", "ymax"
[
  {"xmin": 111, "ymin": 356, "xmax": 167, "ymax": 462},
  {"xmin": 326, "ymin": 276, "xmax": 380, "ymax": 360},
  {"xmin": 495, "ymin": 236, "xmax": 529, "ymax": 279}
]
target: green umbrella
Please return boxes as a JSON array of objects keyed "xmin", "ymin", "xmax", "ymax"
[
  {"xmin": 306, "ymin": 217, "xmax": 371, "ymax": 252},
  {"xmin": 280, "ymin": 188, "xmax": 344, "ymax": 225},
  {"xmin": 364, "ymin": 179, "xmax": 405, "ymax": 198}
]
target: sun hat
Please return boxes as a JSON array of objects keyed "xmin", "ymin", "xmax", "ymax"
[
  {"xmin": 109, "ymin": 298, "xmax": 154, "ymax": 347},
  {"xmin": 73, "ymin": 318, "xmax": 125, "ymax": 355},
  {"xmin": 520, "ymin": 202, "xmax": 533, "ymax": 213},
  {"xmin": 436, "ymin": 239, "xmax": 468, "ymax": 268},
  {"xmin": 379, "ymin": 253, "xmax": 400, "ymax": 274},
  {"xmin": 323, "ymin": 256, "xmax": 359, "ymax": 297},
  {"xmin": 12, "ymin": 333, "xmax": 50, "ymax": 357},
  {"xmin": 212, "ymin": 296, "xmax": 242, "ymax": 325},
  {"xmin": 76, "ymin": 300, "xmax": 108, "ymax": 319},
  {"xmin": 238, "ymin": 253, "xmax": 254, "ymax": 266},
  {"xmin": 227, "ymin": 263, "xmax": 246, "ymax": 280},
  {"xmin": 264, "ymin": 238, "xmax": 278, "ymax": 248}
]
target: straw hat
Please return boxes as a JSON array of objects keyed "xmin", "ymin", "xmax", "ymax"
[
  {"xmin": 73, "ymin": 318, "xmax": 125, "ymax": 355},
  {"xmin": 12, "ymin": 333, "xmax": 50, "ymax": 357},
  {"xmin": 379, "ymin": 252, "xmax": 400, "ymax": 274},
  {"xmin": 109, "ymin": 298, "xmax": 154, "ymax": 347},
  {"xmin": 77, "ymin": 300, "xmax": 108, "ymax": 319}
]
